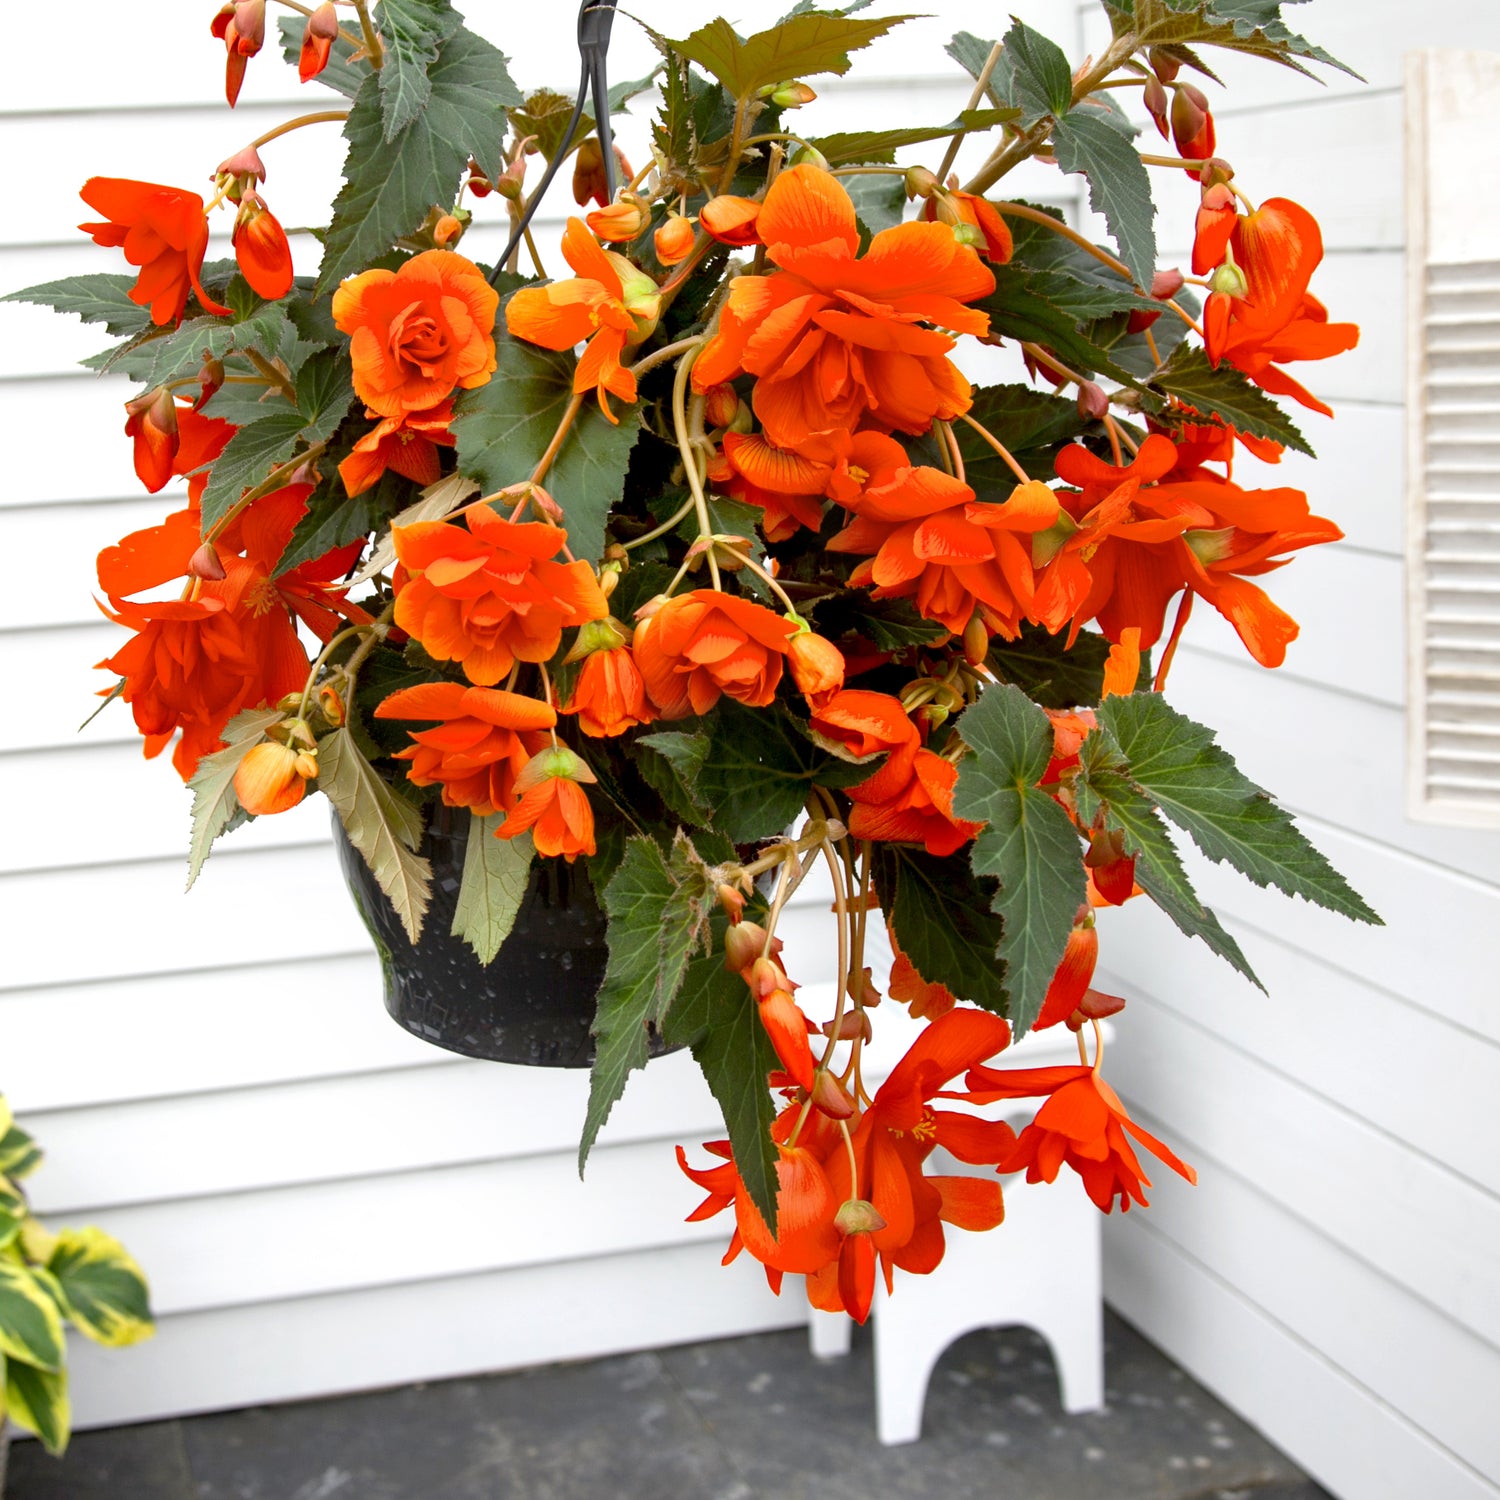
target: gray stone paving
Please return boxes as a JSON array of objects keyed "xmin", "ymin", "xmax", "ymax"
[{"xmin": 8, "ymin": 1311, "xmax": 1332, "ymax": 1500}]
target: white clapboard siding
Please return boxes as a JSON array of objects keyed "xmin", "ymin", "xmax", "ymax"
[{"xmin": 1405, "ymin": 52, "xmax": 1500, "ymax": 827}]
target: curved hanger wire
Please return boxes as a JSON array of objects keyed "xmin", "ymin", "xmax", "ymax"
[{"xmin": 488, "ymin": 0, "xmax": 621, "ymax": 286}]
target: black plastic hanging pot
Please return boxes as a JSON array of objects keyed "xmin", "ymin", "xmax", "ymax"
[{"xmin": 333, "ymin": 803, "xmax": 630, "ymax": 1067}]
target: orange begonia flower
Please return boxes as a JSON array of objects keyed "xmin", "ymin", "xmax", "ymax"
[
  {"xmin": 965, "ymin": 1061, "xmax": 1197, "ymax": 1213},
  {"xmin": 562, "ymin": 643, "xmax": 655, "ymax": 737},
  {"xmin": 123, "ymin": 388, "xmax": 181, "ymax": 493},
  {"xmin": 787, "ymin": 629, "xmax": 845, "ymax": 707},
  {"xmin": 339, "ymin": 400, "xmax": 456, "ymax": 498},
  {"xmin": 374, "ymin": 682, "xmax": 555, "ymax": 814},
  {"xmin": 923, "ymin": 191, "xmax": 1013, "ymax": 263},
  {"xmin": 654, "ymin": 214, "xmax": 697, "ymax": 266},
  {"xmin": 846, "ymin": 747, "xmax": 983, "ymax": 858},
  {"xmin": 699, "ymin": 195, "xmax": 762, "ymax": 247},
  {"xmin": 692, "ymin": 165, "xmax": 994, "ymax": 450},
  {"xmin": 506, "ymin": 220, "xmax": 661, "ymax": 422},
  {"xmin": 708, "ymin": 431, "xmax": 830, "ymax": 541},
  {"xmin": 211, "ymin": 0, "xmax": 265, "ymax": 107},
  {"xmin": 332, "ymin": 249, "xmax": 499, "ymax": 418},
  {"xmin": 633, "ymin": 589, "xmax": 797, "ymax": 719},
  {"xmin": 1203, "ymin": 198, "xmax": 1359, "ymax": 417},
  {"xmin": 79, "ymin": 177, "xmax": 231, "ymax": 327},
  {"xmin": 587, "ymin": 198, "xmax": 649, "ymax": 243},
  {"xmin": 494, "ymin": 746, "xmax": 597, "ymax": 861},
  {"xmin": 232, "ymin": 192, "xmax": 294, "ymax": 300},
  {"xmin": 887, "ymin": 932, "xmax": 957, "ymax": 1021},
  {"xmin": 392, "ymin": 507, "xmax": 608, "ymax": 686},
  {"xmin": 808, "ymin": 689, "xmax": 920, "ymax": 803}
]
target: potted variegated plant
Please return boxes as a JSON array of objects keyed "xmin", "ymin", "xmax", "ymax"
[
  {"xmin": 0, "ymin": 1097, "xmax": 154, "ymax": 1466},
  {"xmin": 9, "ymin": 0, "xmax": 1377, "ymax": 1323}
]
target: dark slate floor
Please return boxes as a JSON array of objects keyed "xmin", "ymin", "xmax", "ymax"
[{"xmin": 9, "ymin": 1311, "xmax": 1332, "ymax": 1500}]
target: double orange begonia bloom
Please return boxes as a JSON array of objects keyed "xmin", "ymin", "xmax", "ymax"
[
  {"xmin": 692, "ymin": 165, "xmax": 994, "ymax": 450},
  {"xmin": 79, "ymin": 178, "xmax": 230, "ymax": 327},
  {"xmin": 562, "ymin": 644, "xmax": 655, "ymax": 738},
  {"xmin": 391, "ymin": 508, "xmax": 608, "ymax": 686},
  {"xmin": 506, "ymin": 220, "xmax": 661, "ymax": 422},
  {"xmin": 374, "ymin": 682, "xmax": 556, "ymax": 815},
  {"xmin": 495, "ymin": 747, "xmax": 598, "ymax": 861},
  {"xmin": 634, "ymin": 590, "xmax": 798, "ymax": 719},
  {"xmin": 339, "ymin": 400, "xmax": 456, "ymax": 498},
  {"xmin": 333, "ymin": 249, "xmax": 499, "ymax": 417},
  {"xmin": 846, "ymin": 746, "xmax": 982, "ymax": 858}
]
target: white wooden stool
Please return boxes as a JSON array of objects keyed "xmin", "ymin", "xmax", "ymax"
[{"xmin": 806, "ymin": 1025, "xmax": 1109, "ymax": 1445}]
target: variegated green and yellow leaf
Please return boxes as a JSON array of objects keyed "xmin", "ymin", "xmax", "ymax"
[
  {"xmin": 0, "ymin": 1261, "xmax": 65, "ymax": 1373},
  {"xmin": 0, "ymin": 1181, "xmax": 28, "ymax": 1251},
  {"xmin": 6, "ymin": 1355, "xmax": 71, "ymax": 1455},
  {"xmin": 0, "ymin": 1120, "xmax": 42, "ymax": 1181},
  {"xmin": 48, "ymin": 1227, "xmax": 155, "ymax": 1349}
]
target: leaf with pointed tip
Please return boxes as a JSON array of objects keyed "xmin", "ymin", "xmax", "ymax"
[
  {"xmin": 1051, "ymin": 111, "xmax": 1157, "ymax": 289},
  {"xmin": 998, "ymin": 16, "xmax": 1074, "ymax": 125},
  {"xmin": 451, "ymin": 813, "xmax": 533, "ymax": 963},
  {"xmin": 0, "ymin": 1263, "xmax": 65, "ymax": 1374},
  {"xmin": 185, "ymin": 707, "xmax": 285, "ymax": 889},
  {"xmin": 374, "ymin": 0, "xmax": 461, "ymax": 140},
  {"xmin": 809, "ymin": 109, "xmax": 1018, "ymax": 165},
  {"xmin": 318, "ymin": 728, "xmax": 432, "ymax": 941},
  {"xmin": 1098, "ymin": 693, "xmax": 1380, "ymax": 923},
  {"xmin": 2, "ymin": 275, "xmax": 152, "ymax": 338},
  {"xmin": 48, "ymin": 1227, "xmax": 154, "ymax": 1350},
  {"xmin": 1149, "ymin": 343, "xmax": 1313, "ymax": 456},
  {"xmin": 953, "ymin": 684, "xmax": 1088, "ymax": 1036},
  {"xmin": 6, "ymin": 1358, "xmax": 71, "ymax": 1456},
  {"xmin": 351, "ymin": 471, "xmax": 479, "ymax": 586},
  {"xmin": 1102, "ymin": 0, "xmax": 1358, "ymax": 80},
  {"xmin": 946, "ymin": 31, "xmax": 1006, "ymax": 108},
  {"xmin": 198, "ymin": 412, "xmax": 306, "ymax": 534}
]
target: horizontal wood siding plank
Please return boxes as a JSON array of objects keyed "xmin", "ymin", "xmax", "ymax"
[
  {"xmin": 1098, "ymin": 901, "xmax": 1500, "ymax": 1197},
  {"xmin": 1102, "ymin": 994, "xmax": 1500, "ymax": 1350},
  {"xmin": 60, "ymin": 1240, "xmax": 800, "ymax": 1430},
  {"xmin": 1104, "ymin": 1218, "xmax": 1500, "ymax": 1500},
  {"xmin": 1111, "ymin": 1126, "xmax": 1500, "ymax": 1481}
]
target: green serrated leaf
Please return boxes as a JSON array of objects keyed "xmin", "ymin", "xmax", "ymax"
[
  {"xmin": 185, "ymin": 707, "xmax": 285, "ymax": 889},
  {"xmin": 662, "ymin": 945, "xmax": 782, "ymax": 1229},
  {"xmin": 272, "ymin": 473, "xmax": 389, "ymax": 578},
  {"xmin": 197, "ymin": 411, "xmax": 307, "ymax": 534},
  {"xmin": 841, "ymin": 172, "xmax": 907, "ymax": 236},
  {"xmin": 319, "ymin": 727, "xmax": 433, "ymax": 941},
  {"xmin": 999, "ymin": 16, "xmax": 1074, "ymax": 124},
  {"xmin": 1075, "ymin": 730, "xmax": 1260, "ymax": 985},
  {"xmin": 453, "ymin": 334, "xmax": 642, "ymax": 565},
  {"xmin": 1111, "ymin": 0, "xmax": 1358, "ymax": 80},
  {"xmin": 634, "ymin": 730, "xmax": 713, "ymax": 826},
  {"xmin": 953, "ymin": 684, "xmax": 1088, "ymax": 1035},
  {"xmin": 988, "ymin": 624, "xmax": 1113, "ymax": 709},
  {"xmin": 293, "ymin": 347, "xmax": 358, "ymax": 444},
  {"xmin": 1051, "ymin": 111, "xmax": 1157, "ymax": 289},
  {"xmin": 668, "ymin": 11, "xmax": 912, "ymax": 100},
  {"xmin": 874, "ymin": 845, "xmax": 1009, "ymax": 1015},
  {"xmin": 318, "ymin": 26, "xmax": 521, "ymax": 292},
  {"xmin": 690, "ymin": 700, "xmax": 867, "ymax": 843},
  {"xmin": 6, "ymin": 1357, "xmax": 70, "ymax": 1456},
  {"xmin": 580, "ymin": 835, "xmax": 717, "ymax": 1170},
  {"xmin": 451, "ymin": 813, "xmax": 534, "ymax": 963},
  {"xmin": 277, "ymin": 15, "xmax": 367, "ymax": 98},
  {"xmin": 946, "ymin": 31, "xmax": 1005, "ymax": 108},
  {"xmin": 1151, "ymin": 342, "xmax": 1313, "ymax": 455},
  {"xmin": 808, "ymin": 109, "xmax": 1018, "ymax": 166},
  {"xmin": 0, "ymin": 1262, "xmax": 65, "ymax": 1374},
  {"xmin": 1098, "ymin": 693, "xmax": 1379, "ymax": 923},
  {"xmin": 2, "ymin": 274, "xmax": 153, "ymax": 339},
  {"xmin": 375, "ymin": 0, "xmax": 461, "ymax": 140},
  {"xmin": 48, "ymin": 1227, "xmax": 154, "ymax": 1349}
]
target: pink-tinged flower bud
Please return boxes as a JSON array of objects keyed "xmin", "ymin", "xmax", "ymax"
[
  {"xmin": 1170, "ymin": 83, "xmax": 1214, "ymax": 162},
  {"xmin": 767, "ymin": 81, "xmax": 817, "ymax": 109},
  {"xmin": 703, "ymin": 383, "xmax": 740, "ymax": 430},
  {"xmin": 654, "ymin": 213, "xmax": 696, "ymax": 266},
  {"xmin": 1143, "ymin": 74, "xmax": 1169, "ymax": 140},
  {"xmin": 834, "ymin": 1198, "xmax": 887, "ymax": 1236},
  {"xmin": 1076, "ymin": 380, "xmax": 1109, "ymax": 421},
  {"xmin": 717, "ymin": 883, "xmax": 746, "ymax": 924},
  {"xmin": 123, "ymin": 387, "xmax": 180, "ymax": 494},
  {"xmin": 963, "ymin": 613, "xmax": 990, "ymax": 667},
  {"xmin": 215, "ymin": 145, "xmax": 267, "ymax": 185},
  {"xmin": 1148, "ymin": 47, "xmax": 1180, "ymax": 84},
  {"xmin": 822, "ymin": 1009, "xmax": 873, "ymax": 1043},
  {"xmin": 1150, "ymin": 267, "xmax": 1185, "ymax": 300},
  {"xmin": 234, "ymin": 741, "xmax": 307, "ymax": 816},
  {"xmin": 189, "ymin": 541, "xmax": 226, "ymax": 580},
  {"xmin": 195, "ymin": 353, "xmax": 225, "ymax": 410},
  {"xmin": 904, "ymin": 165, "xmax": 940, "ymax": 201},
  {"xmin": 723, "ymin": 920, "xmax": 766, "ymax": 973},
  {"xmin": 299, "ymin": 1, "xmax": 339, "ymax": 81},
  {"xmin": 810, "ymin": 1070, "xmax": 855, "ymax": 1120},
  {"xmin": 466, "ymin": 159, "xmax": 495, "ymax": 198}
]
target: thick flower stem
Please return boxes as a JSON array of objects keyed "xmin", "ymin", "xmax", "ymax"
[
  {"xmin": 957, "ymin": 412, "xmax": 1030, "ymax": 485},
  {"xmin": 1153, "ymin": 589, "xmax": 1194, "ymax": 692},
  {"xmin": 247, "ymin": 110, "xmax": 352, "ymax": 153},
  {"xmin": 203, "ymin": 441, "xmax": 328, "ymax": 547},
  {"xmin": 531, "ymin": 392, "xmax": 585, "ymax": 487},
  {"xmin": 350, "ymin": 0, "xmax": 384, "ymax": 69},
  {"xmin": 671, "ymin": 347, "xmax": 721, "ymax": 590},
  {"xmin": 935, "ymin": 40, "xmax": 1004, "ymax": 185}
]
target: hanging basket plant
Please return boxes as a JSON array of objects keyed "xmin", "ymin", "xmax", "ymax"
[{"xmin": 11, "ymin": 0, "xmax": 1379, "ymax": 1324}]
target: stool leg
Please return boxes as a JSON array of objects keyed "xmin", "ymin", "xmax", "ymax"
[
  {"xmin": 809, "ymin": 1307, "xmax": 853, "ymax": 1360},
  {"xmin": 871, "ymin": 1308, "xmax": 954, "ymax": 1445}
]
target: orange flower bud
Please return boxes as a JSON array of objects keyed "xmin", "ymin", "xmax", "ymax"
[
  {"xmin": 588, "ymin": 196, "xmax": 650, "ymax": 243},
  {"xmin": 196, "ymin": 353, "xmax": 225, "ymax": 409},
  {"xmin": 571, "ymin": 138, "xmax": 631, "ymax": 208},
  {"xmin": 433, "ymin": 214, "xmax": 463, "ymax": 247},
  {"xmin": 233, "ymin": 192, "xmax": 293, "ymax": 299},
  {"xmin": 703, "ymin": 383, "xmax": 740, "ymax": 429},
  {"xmin": 822, "ymin": 1008, "xmax": 872, "ymax": 1043},
  {"xmin": 1171, "ymin": 82, "xmax": 1214, "ymax": 162},
  {"xmin": 962, "ymin": 613, "xmax": 990, "ymax": 667},
  {"xmin": 788, "ymin": 145, "xmax": 830, "ymax": 171},
  {"xmin": 294, "ymin": 750, "xmax": 319, "ymax": 779},
  {"xmin": 810, "ymin": 1070, "xmax": 855, "ymax": 1120},
  {"xmin": 758, "ymin": 989, "xmax": 815, "ymax": 1091},
  {"xmin": 211, "ymin": 0, "xmax": 266, "ymax": 108},
  {"xmin": 766, "ymin": 80, "xmax": 817, "ymax": 109},
  {"xmin": 699, "ymin": 196, "xmax": 762, "ymax": 247},
  {"xmin": 189, "ymin": 541, "xmax": 226, "ymax": 580},
  {"xmin": 1033, "ymin": 920, "xmax": 1100, "ymax": 1031},
  {"xmin": 234, "ymin": 741, "xmax": 307, "ymax": 815},
  {"xmin": 904, "ymin": 165, "xmax": 940, "ymax": 200},
  {"xmin": 317, "ymin": 684, "xmax": 346, "ymax": 725},
  {"xmin": 123, "ymin": 387, "xmax": 179, "ymax": 494},
  {"xmin": 299, "ymin": 1, "xmax": 339, "ymax": 81},
  {"xmin": 787, "ymin": 629, "xmax": 845, "ymax": 705},
  {"xmin": 748, "ymin": 954, "xmax": 789, "ymax": 1000},
  {"xmin": 1143, "ymin": 74, "xmax": 1169, "ymax": 140},
  {"xmin": 717, "ymin": 883, "xmax": 746, "ymax": 924},
  {"xmin": 654, "ymin": 213, "xmax": 696, "ymax": 266}
]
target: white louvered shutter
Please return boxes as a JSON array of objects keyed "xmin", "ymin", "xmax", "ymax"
[{"xmin": 1406, "ymin": 50, "xmax": 1500, "ymax": 827}]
